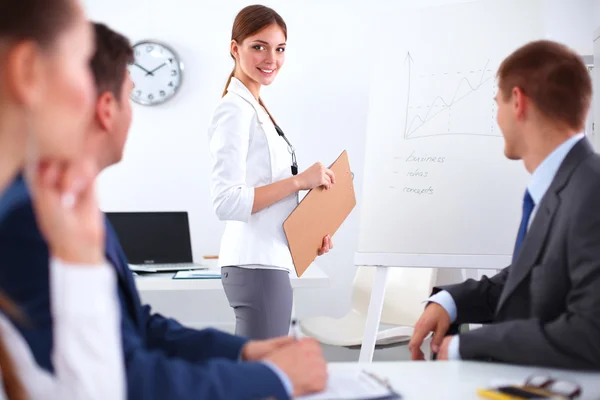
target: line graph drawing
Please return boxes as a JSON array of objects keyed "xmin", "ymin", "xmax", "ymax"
[
  {"xmin": 403, "ymin": 53, "xmax": 502, "ymax": 140},
  {"xmin": 405, "ymin": 58, "xmax": 493, "ymax": 136}
]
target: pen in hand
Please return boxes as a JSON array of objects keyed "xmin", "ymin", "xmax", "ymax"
[{"xmin": 290, "ymin": 318, "xmax": 302, "ymax": 340}]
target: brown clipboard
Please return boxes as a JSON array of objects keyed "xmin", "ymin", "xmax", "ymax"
[{"xmin": 283, "ymin": 150, "xmax": 356, "ymax": 277}]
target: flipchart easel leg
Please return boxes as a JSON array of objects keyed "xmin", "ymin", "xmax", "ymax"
[{"xmin": 358, "ymin": 266, "xmax": 389, "ymax": 363}]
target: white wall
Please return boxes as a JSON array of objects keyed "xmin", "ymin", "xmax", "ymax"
[
  {"xmin": 543, "ymin": 0, "xmax": 599, "ymax": 55},
  {"xmin": 83, "ymin": 0, "xmax": 600, "ymax": 329}
]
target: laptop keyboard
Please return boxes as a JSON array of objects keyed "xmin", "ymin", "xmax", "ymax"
[
  {"xmin": 153, "ymin": 263, "xmax": 204, "ymax": 270},
  {"xmin": 128, "ymin": 263, "xmax": 207, "ymax": 273}
]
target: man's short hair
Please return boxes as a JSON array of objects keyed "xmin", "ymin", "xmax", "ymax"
[
  {"xmin": 497, "ymin": 40, "xmax": 592, "ymax": 132},
  {"xmin": 90, "ymin": 22, "xmax": 134, "ymax": 102}
]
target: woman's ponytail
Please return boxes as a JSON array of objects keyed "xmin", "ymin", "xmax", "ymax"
[{"xmin": 222, "ymin": 69, "xmax": 235, "ymax": 98}]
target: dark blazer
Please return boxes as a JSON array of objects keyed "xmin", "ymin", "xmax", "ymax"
[
  {"xmin": 0, "ymin": 176, "xmax": 26, "ymax": 222},
  {"xmin": 0, "ymin": 178, "xmax": 289, "ymax": 399},
  {"xmin": 434, "ymin": 138, "xmax": 600, "ymax": 370}
]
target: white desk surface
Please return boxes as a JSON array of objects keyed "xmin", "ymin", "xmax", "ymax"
[
  {"xmin": 134, "ymin": 263, "xmax": 329, "ymax": 291},
  {"xmin": 330, "ymin": 361, "xmax": 600, "ymax": 400}
]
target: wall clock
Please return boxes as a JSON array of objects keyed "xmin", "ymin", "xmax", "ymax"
[{"xmin": 129, "ymin": 40, "xmax": 184, "ymax": 106}]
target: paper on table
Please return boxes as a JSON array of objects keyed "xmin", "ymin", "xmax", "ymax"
[
  {"xmin": 296, "ymin": 370, "xmax": 398, "ymax": 400},
  {"xmin": 173, "ymin": 270, "xmax": 221, "ymax": 279}
]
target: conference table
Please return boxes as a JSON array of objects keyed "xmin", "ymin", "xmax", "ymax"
[
  {"xmin": 324, "ymin": 360, "xmax": 600, "ymax": 399},
  {"xmin": 134, "ymin": 262, "xmax": 329, "ymax": 291},
  {"xmin": 133, "ymin": 262, "xmax": 329, "ymax": 329}
]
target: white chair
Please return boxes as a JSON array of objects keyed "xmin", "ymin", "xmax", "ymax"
[{"xmin": 300, "ymin": 266, "xmax": 437, "ymax": 347}]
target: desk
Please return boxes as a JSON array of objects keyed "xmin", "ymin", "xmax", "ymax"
[
  {"xmin": 133, "ymin": 264, "xmax": 329, "ymax": 330},
  {"xmin": 329, "ymin": 361, "xmax": 600, "ymax": 399},
  {"xmin": 134, "ymin": 263, "xmax": 329, "ymax": 291}
]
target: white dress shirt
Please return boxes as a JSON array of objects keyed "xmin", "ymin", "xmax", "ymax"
[
  {"xmin": 429, "ymin": 133, "xmax": 585, "ymax": 359},
  {"xmin": 208, "ymin": 77, "xmax": 297, "ymax": 272},
  {"xmin": 0, "ymin": 258, "xmax": 124, "ymax": 400}
]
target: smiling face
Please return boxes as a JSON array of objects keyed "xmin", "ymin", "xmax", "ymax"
[{"xmin": 231, "ymin": 24, "xmax": 286, "ymax": 90}]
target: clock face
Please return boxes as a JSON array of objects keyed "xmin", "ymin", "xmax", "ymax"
[{"xmin": 129, "ymin": 41, "xmax": 183, "ymax": 106}]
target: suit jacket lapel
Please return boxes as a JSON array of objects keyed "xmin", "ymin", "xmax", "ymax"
[
  {"xmin": 495, "ymin": 192, "xmax": 560, "ymax": 313},
  {"xmin": 226, "ymin": 77, "xmax": 280, "ymax": 179},
  {"xmin": 495, "ymin": 138, "xmax": 594, "ymax": 315},
  {"xmin": 0, "ymin": 176, "xmax": 27, "ymax": 223},
  {"xmin": 104, "ymin": 219, "xmax": 143, "ymax": 327}
]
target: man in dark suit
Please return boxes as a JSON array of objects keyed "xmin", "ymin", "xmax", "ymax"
[
  {"xmin": 0, "ymin": 22, "xmax": 327, "ymax": 399},
  {"xmin": 408, "ymin": 40, "xmax": 600, "ymax": 370}
]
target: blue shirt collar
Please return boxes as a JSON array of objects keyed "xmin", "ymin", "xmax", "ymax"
[{"xmin": 528, "ymin": 133, "xmax": 585, "ymax": 205}]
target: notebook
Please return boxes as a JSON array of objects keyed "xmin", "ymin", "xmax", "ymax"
[{"xmin": 297, "ymin": 369, "xmax": 401, "ymax": 400}]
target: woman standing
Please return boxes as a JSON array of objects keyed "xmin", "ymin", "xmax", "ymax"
[{"xmin": 208, "ymin": 5, "xmax": 335, "ymax": 340}]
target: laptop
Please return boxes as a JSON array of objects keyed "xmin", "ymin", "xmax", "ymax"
[{"xmin": 105, "ymin": 211, "xmax": 207, "ymax": 273}]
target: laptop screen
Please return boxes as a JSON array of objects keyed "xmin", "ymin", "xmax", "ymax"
[{"xmin": 106, "ymin": 211, "xmax": 193, "ymax": 265}]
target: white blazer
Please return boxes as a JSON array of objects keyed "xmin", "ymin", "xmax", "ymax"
[{"xmin": 208, "ymin": 77, "xmax": 297, "ymax": 272}]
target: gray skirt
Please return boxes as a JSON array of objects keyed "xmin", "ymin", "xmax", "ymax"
[{"xmin": 221, "ymin": 266, "xmax": 293, "ymax": 340}]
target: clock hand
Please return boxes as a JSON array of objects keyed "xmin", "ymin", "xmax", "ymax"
[
  {"xmin": 146, "ymin": 63, "xmax": 167, "ymax": 76},
  {"xmin": 134, "ymin": 63, "xmax": 154, "ymax": 76}
]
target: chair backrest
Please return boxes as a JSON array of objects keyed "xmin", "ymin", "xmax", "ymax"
[{"xmin": 351, "ymin": 266, "xmax": 437, "ymax": 326}]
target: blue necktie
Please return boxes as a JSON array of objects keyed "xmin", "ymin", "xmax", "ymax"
[{"xmin": 513, "ymin": 190, "xmax": 535, "ymax": 262}]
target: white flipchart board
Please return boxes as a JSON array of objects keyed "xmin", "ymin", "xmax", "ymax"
[{"xmin": 355, "ymin": 0, "xmax": 547, "ymax": 269}]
